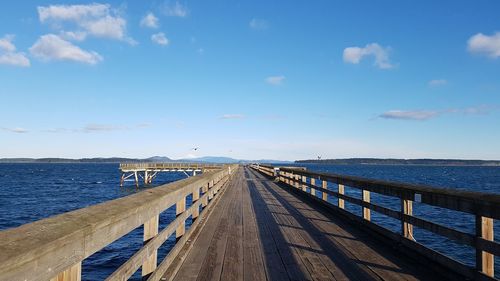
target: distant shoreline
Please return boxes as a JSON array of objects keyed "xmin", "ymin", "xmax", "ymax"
[{"xmin": 295, "ymin": 158, "xmax": 500, "ymax": 167}]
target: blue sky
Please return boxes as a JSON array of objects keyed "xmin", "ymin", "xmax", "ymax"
[{"xmin": 1, "ymin": 0, "xmax": 500, "ymax": 160}]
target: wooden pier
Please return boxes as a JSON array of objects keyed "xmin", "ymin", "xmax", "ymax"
[
  {"xmin": 119, "ymin": 162, "xmax": 224, "ymax": 187},
  {"xmin": 0, "ymin": 164, "xmax": 499, "ymax": 281}
]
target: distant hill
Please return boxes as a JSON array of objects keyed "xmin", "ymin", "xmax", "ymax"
[
  {"xmin": 295, "ymin": 158, "xmax": 500, "ymax": 166},
  {"xmin": 0, "ymin": 155, "xmax": 291, "ymax": 164},
  {"xmin": 180, "ymin": 156, "xmax": 292, "ymax": 164},
  {"xmin": 0, "ymin": 157, "xmax": 171, "ymax": 163}
]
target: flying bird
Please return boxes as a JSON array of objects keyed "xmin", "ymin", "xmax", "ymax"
[
  {"xmin": 192, "ymin": 147, "xmax": 199, "ymax": 151},
  {"xmin": 317, "ymin": 156, "xmax": 322, "ymax": 160}
]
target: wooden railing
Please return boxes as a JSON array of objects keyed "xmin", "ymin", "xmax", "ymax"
[
  {"xmin": 119, "ymin": 162, "xmax": 224, "ymax": 171},
  {"xmin": 251, "ymin": 164, "xmax": 500, "ymax": 281},
  {"xmin": 0, "ymin": 164, "xmax": 237, "ymax": 281}
]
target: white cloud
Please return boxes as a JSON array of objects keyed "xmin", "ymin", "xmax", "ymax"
[
  {"xmin": 163, "ymin": 2, "xmax": 189, "ymax": 17},
  {"xmin": 380, "ymin": 105, "xmax": 497, "ymax": 121},
  {"xmin": 380, "ymin": 110, "xmax": 439, "ymax": 121},
  {"xmin": 83, "ymin": 124, "xmax": 127, "ymax": 132},
  {"xmin": 249, "ymin": 18, "xmax": 268, "ymax": 30},
  {"xmin": 219, "ymin": 114, "xmax": 245, "ymax": 120},
  {"xmin": 30, "ymin": 34, "xmax": 103, "ymax": 65},
  {"xmin": 265, "ymin": 75, "xmax": 285, "ymax": 85},
  {"xmin": 467, "ymin": 32, "xmax": 500, "ymax": 58},
  {"xmin": 37, "ymin": 4, "xmax": 134, "ymax": 44},
  {"xmin": 1, "ymin": 127, "xmax": 28, "ymax": 133},
  {"xmin": 0, "ymin": 35, "xmax": 30, "ymax": 67},
  {"xmin": 59, "ymin": 31, "xmax": 87, "ymax": 41},
  {"xmin": 151, "ymin": 32, "xmax": 169, "ymax": 46},
  {"xmin": 343, "ymin": 43, "xmax": 394, "ymax": 69},
  {"xmin": 428, "ymin": 79, "xmax": 447, "ymax": 87},
  {"xmin": 140, "ymin": 12, "xmax": 159, "ymax": 29}
]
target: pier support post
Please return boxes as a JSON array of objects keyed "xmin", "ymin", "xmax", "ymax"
[
  {"xmin": 120, "ymin": 173, "xmax": 125, "ymax": 187},
  {"xmin": 142, "ymin": 215, "xmax": 159, "ymax": 277},
  {"xmin": 476, "ymin": 216, "xmax": 494, "ymax": 277},
  {"xmin": 310, "ymin": 178, "xmax": 316, "ymax": 196},
  {"xmin": 362, "ymin": 190, "xmax": 371, "ymax": 221},
  {"xmin": 134, "ymin": 171, "xmax": 139, "ymax": 187},
  {"xmin": 202, "ymin": 183, "xmax": 209, "ymax": 208},
  {"xmin": 144, "ymin": 170, "xmax": 148, "ymax": 185},
  {"xmin": 192, "ymin": 187, "xmax": 200, "ymax": 220},
  {"xmin": 321, "ymin": 180, "xmax": 328, "ymax": 201},
  {"xmin": 208, "ymin": 180, "xmax": 214, "ymax": 200},
  {"xmin": 338, "ymin": 184, "xmax": 345, "ymax": 208},
  {"xmin": 50, "ymin": 262, "xmax": 81, "ymax": 281},
  {"xmin": 302, "ymin": 176, "xmax": 307, "ymax": 192},
  {"xmin": 176, "ymin": 197, "xmax": 186, "ymax": 239},
  {"xmin": 402, "ymin": 199, "xmax": 413, "ymax": 239}
]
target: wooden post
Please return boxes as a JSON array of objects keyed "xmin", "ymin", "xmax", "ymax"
[
  {"xmin": 50, "ymin": 262, "xmax": 81, "ymax": 281},
  {"xmin": 208, "ymin": 180, "xmax": 214, "ymax": 200},
  {"xmin": 144, "ymin": 170, "xmax": 148, "ymax": 185},
  {"xmin": 142, "ymin": 215, "xmax": 159, "ymax": 277},
  {"xmin": 310, "ymin": 178, "xmax": 316, "ymax": 196},
  {"xmin": 302, "ymin": 176, "xmax": 307, "ymax": 192},
  {"xmin": 295, "ymin": 174, "xmax": 301, "ymax": 189},
  {"xmin": 402, "ymin": 199, "xmax": 413, "ymax": 239},
  {"xmin": 362, "ymin": 190, "xmax": 371, "ymax": 221},
  {"xmin": 176, "ymin": 197, "xmax": 186, "ymax": 239},
  {"xmin": 338, "ymin": 184, "xmax": 345, "ymax": 208},
  {"xmin": 192, "ymin": 187, "xmax": 200, "ymax": 220},
  {"xmin": 120, "ymin": 173, "xmax": 125, "ymax": 187},
  {"xmin": 134, "ymin": 171, "xmax": 139, "ymax": 187},
  {"xmin": 202, "ymin": 183, "xmax": 209, "ymax": 208},
  {"xmin": 476, "ymin": 216, "xmax": 494, "ymax": 277},
  {"xmin": 322, "ymin": 180, "xmax": 328, "ymax": 201}
]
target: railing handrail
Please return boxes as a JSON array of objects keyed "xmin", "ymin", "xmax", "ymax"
[
  {"xmin": 0, "ymin": 165, "xmax": 236, "ymax": 281},
  {"xmin": 119, "ymin": 162, "xmax": 225, "ymax": 169},
  {"xmin": 278, "ymin": 167, "xmax": 500, "ymax": 219},
  {"xmin": 251, "ymin": 164, "xmax": 499, "ymax": 280}
]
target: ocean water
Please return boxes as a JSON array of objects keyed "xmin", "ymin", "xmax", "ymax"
[{"xmin": 0, "ymin": 163, "xmax": 499, "ymax": 279}]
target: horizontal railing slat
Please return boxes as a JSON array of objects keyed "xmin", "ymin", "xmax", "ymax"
[{"xmin": 279, "ymin": 167, "xmax": 500, "ymax": 219}]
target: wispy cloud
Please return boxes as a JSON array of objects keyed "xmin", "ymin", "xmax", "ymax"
[
  {"xmin": 380, "ymin": 105, "xmax": 497, "ymax": 121},
  {"xmin": 37, "ymin": 3, "xmax": 135, "ymax": 44},
  {"xmin": 163, "ymin": 2, "xmax": 189, "ymax": 17},
  {"xmin": 30, "ymin": 34, "xmax": 103, "ymax": 64},
  {"xmin": 0, "ymin": 35, "xmax": 30, "ymax": 67},
  {"xmin": 343, "ymin": 43, "xmax": 394, "ymax": 69},
  {"xmin": 140, "ymin": 12, "xmax": 159, "ymax": 28},
  {"xmin": 151, "ymin": 32, "xmax": 169, "ymax": 46},
  {"xmin": 428, "ymin": 79, "xmax": 447, "ymax": 87},
  {"xmin": 467, "ymin": 32, "xmax": 500, "ymax": 59},
  {"xmin": 380, "ymin": 110, "xmax": 439, "ymax": 121},
  {"xmin": 83, "ymin": 124, "xmax": 127, "ymax": 132},
  {"xmin": 265, "ymin": 75, "xmax": 285, "ymax": 86},
  {"xmin": 249, "ymin": 18, "xmax": 268, "ymax": 30},
  {"xmin": 219, "ymin": 114, "xmax": 245, "ymax": 120},
  {"xmin": 1, "ymin": 127, "xmax": 28, "ymax": 133},
  {"xmin": 44, "ymin": 123, "xmax": 151, "ymax": 133}
]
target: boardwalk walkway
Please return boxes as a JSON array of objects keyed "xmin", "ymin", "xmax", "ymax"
[{"xmin": 168, "ymin": 166, "xmax": 446, "ymax": 281}]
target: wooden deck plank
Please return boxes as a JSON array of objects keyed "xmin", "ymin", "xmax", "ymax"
[
  {"xmin": 171, "ymin": 171, "xmax": 237, "ymax": 281},
  {"xmin": 220, "ymin": 170, "xmax": 244, "ymax": 281},
  {"xmin": 171, "ymin": 166, "xmax": 447, "ymax": 281},
  {"xmin": 249, "ymin": 168, "xmax": 445, "ymax": 281},
  {"xmin": 241, "ymin": 170, "xmax": 268, "ymax": 281}
]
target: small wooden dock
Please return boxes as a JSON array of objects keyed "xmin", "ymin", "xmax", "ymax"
[
  {"xmin": 0, "ymin": 164, "xmax": 499, "ymax": 281},
  {"xmin": 119, "ymin": 162, "xmax": 224, "ymax": 187}
]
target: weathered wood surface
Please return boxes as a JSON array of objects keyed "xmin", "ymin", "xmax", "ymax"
[
  {"xmin": 0, "ymin": 165, "xmax": 235, "ymax": 281},
  {"xmin": 168, "ymin": 166, "xmax": 447, "ymax": 281}
]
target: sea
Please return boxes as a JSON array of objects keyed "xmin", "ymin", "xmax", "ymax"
[{"xmin": 0, "ymin": 163, "xmax": 499, "ymax": 280}]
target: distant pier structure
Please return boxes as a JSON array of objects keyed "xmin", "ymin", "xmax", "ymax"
[{"xmin": 119, "ymin": 162, "xmax": 224, "ymax": 187}]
